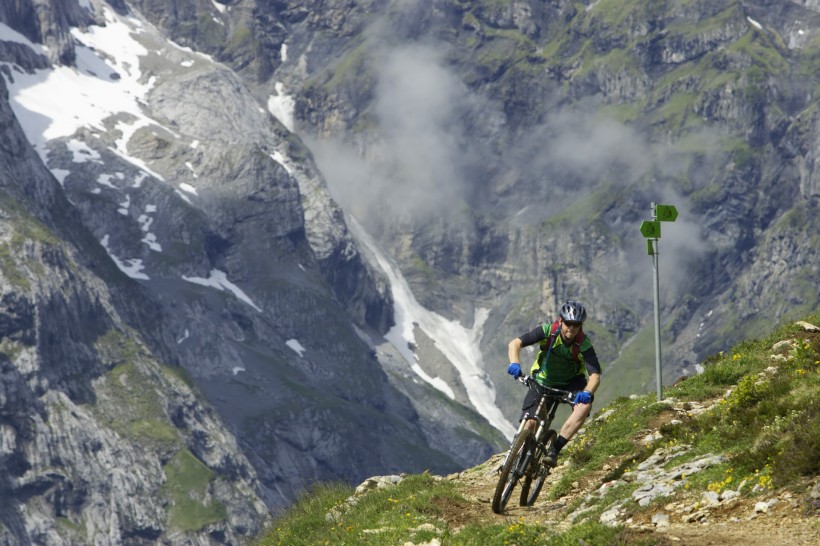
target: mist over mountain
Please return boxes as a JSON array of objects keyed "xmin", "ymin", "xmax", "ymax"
[
  {"xmin": 285, "ymin": 0, "xmax": 819, "ymax": 412},
  {"xmin": 0, "ymin": 0, "xmax": 817, "ymax": 544}
]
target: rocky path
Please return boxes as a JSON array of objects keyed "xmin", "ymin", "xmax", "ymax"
[
  {"xmin": 441, "ymin": 396, "xmax": 820, "ymax": 545},
  {"xmin": 446, "ymin": 457, "xmax": 819, "ymax": 545},
  {"xmin": 351, "ymin": 325, "xmax": 820, "ymax": 545}
]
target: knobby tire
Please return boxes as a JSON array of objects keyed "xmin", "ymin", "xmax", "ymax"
[
  {"xmin": 491, "ymin": 428, "xmax": 533, "ymax": 514},
  {"xmin": 519, "ymin": 429, "xmax": 557, "ymax": 507}
]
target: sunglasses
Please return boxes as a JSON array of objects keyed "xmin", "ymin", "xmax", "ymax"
[{"xmin": 563, "ymin": 321, "xmax": 583, "ymax": 327}]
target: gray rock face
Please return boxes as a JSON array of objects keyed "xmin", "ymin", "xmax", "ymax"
[
  {"xmin": 0, "ymin": 1, "xmax": 502, "ymax": 543},
  {"xmin": 186, "ymin": 0, "xmax": 819, "ymax": 415},
  {"xmin": 1, "ymin": 0, "xmax": 818, "ymax": 542},
  {"xmin": 0, "ymin": 75, "xmax": 268, "ymax": 544}
]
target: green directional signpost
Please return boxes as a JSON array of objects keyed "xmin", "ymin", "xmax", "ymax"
[
  {"xmin": 640, "ymin": 203, "xmax": 678, "ymax": 401},
  {"xmin": 655, "ymin": 204, "xmax": 679, "ymax": 222},
  {"xmin": 639, "ymin": 220, "xmax": 660, "ymax": 238}
]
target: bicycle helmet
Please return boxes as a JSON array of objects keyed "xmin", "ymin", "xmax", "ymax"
[{"xmin": 560, "ymin": 300, "xmax": 587, "ymax": 323}]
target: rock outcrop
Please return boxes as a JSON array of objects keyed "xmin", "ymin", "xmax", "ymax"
[
  {"xmin": 205, "ymin": 0, "xmax": 819, "ymax": 415},
  {"xmin": 0, "ymin": 70, "xmax": 268, "ymax": 544},
  {"xmin": 0, "ymin": 1, "xmax": 504, "ymax": 543}
]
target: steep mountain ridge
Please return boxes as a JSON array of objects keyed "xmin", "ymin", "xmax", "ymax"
[
  {"xmin": 95, "ymin": 0, "xmax": 818, "ymax": 432},
  {"xmin": 0, "ymin": 0, "xmax": 817, "ymax": 543},
  {"xmin": 268, "ymin": 0, "xmax": 819, "ymax": 413},
  {"xmin": 0, "ymin": 1, "xmax": 504, "ymax": 543},
  {"xmin": 0, "ymin": 69, "xmax": 269, "ymax": 543}
]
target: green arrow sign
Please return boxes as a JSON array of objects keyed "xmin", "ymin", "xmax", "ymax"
[
  {"xmin": 655, "ymin": 204, "xmax": 678, "ymax": 222},
  {"xmin": 640, "ymin": 220, "xmax": 661, "ymax": 238}
]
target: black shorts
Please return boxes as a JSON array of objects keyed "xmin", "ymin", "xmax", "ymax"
[{"xmin": 519, "ymin": 376, "xmax": 588, "ymax": 421}]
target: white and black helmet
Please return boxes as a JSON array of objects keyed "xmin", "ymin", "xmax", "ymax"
[{"xmin": 560, "ymin": 300, "xmax": 587, "ymax": 323}]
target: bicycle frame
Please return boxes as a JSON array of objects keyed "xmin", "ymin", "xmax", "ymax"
[
  {"xmin": 529, "ymin": 386, "xmax": 571, "ymax": 440},
  {"xmin": 492, "ymin": 376, "xmax": 580, "ymax": 513},
  {"xmin": 502, "ymin": 376, "xmax": 574, "ymax": 468}
]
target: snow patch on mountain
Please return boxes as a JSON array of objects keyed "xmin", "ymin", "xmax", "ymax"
[
  {"xmin": 183, "ymin": 269, "xmax": 262, "ymax": 312},
  {"xmin": 1, "ymin": 5, "xmax": 283, "ymax": 309},
  {"xmin": 287, "ymin": 339, "xmax": 307, "ymax": 357},
  {"xmin": 3, "ymin": 11, "xmax": 152, "ymax": 154},
  {"xmin": 0, "ymin": 22, "xmax": 46, "ymax": 55},
  {"xmin": 100, "ymin": 234, "xmax": 149, "ymax": 280},
  {"xmin": 349, "ymin": 217, "xmax": 515, "ymax": 438},
  {"xmin": 268, "ymin": 82, "xmax": 296, "ymax": 131}
]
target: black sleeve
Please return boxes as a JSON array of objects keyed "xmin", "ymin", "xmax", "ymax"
[
  {"xmin": 582, "ymin": 346, "xmax": 602, "ymax": 376},
  {"xmin": 518, "ymin": 325, "xmax": 548, "ymax": 348}
]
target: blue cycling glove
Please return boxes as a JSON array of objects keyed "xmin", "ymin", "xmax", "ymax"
[
  {"xmin": 507, "ymin": 362, "xmax": 522, "ymax": 378},
  {"xmin": 573, "ymin": 391, "xmax": 593, "ymax": 404}
]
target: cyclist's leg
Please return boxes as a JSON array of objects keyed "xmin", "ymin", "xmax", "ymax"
[
  {"xmin": 558, "ymin": 401, "xmax": 592, "ymax": 440},
  {"xmin": 551, "ymin": 376, "xmax": 592, "ymax": 460}
]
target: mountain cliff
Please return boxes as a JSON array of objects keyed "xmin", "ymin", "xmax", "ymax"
[
  {"xmin": 0, "ymin": 66, "xmax": 268, "ymax": 543},
  {"xmin": 0, "ymin": 0, "xmax": 817, "ymax": 544},
  {"xmin": 0, "ymin": 1, "xmax": 504, "ymax": 544},
  {"xmin": 266, "ymin": 0, "xmax": 820, "ymax": 413}
]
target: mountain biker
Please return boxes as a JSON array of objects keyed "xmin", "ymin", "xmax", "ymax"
[{"xmin": 506, "ymin": 300, "xmax": 602, "ymax": 467}]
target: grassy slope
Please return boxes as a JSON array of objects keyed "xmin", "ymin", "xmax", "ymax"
[{"xmin": 255, "ymin": 313, "xmax": 818, "ymax": 545}]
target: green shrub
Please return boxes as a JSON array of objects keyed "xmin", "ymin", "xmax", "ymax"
[{"xmin": 163, "ymin": 450, "xmax": 227, "ymax": 531}]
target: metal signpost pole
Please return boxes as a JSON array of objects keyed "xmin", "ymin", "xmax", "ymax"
[
  {"xmin": 640, "ymin": 203, "xmax": 677, "ymax": 402},
  {"xmin": 651, "ymin": 204, "xmax": 662, "ymax": 401}
]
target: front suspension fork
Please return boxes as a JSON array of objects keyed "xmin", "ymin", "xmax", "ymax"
[{"xmin": 501, "ymin": 417, "xmax": 543, "ymax": 473}]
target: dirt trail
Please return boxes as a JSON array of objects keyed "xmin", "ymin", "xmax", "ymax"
[
  {"xmin": 443, "ymin": 442, "xmax": 819, "ymax": 545},
  {"xmin": 429, "ymin": 328, "xmax": 820, "ymax": 544}
]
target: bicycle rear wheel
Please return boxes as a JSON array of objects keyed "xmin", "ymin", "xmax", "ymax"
[
  {"xmin": 519, "ymin": 429, "xmax": 557, "ymax": 506},
  {"xmin": 492, "ymin": 428, "xmax": 534, "ymax": 514}
]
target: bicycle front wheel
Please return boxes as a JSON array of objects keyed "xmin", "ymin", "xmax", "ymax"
[
  {"xmin": 520, "ymin": 429, "xmax": 557, "ymax": 506},
  {"xmin": 491, "ymin": 428, "xmax": 534, "ymax": 514}
]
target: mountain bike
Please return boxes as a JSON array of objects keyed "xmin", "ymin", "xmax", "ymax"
[{"xmin": 491, "ymin": 375, "xmax": 575, "ymax": 514}]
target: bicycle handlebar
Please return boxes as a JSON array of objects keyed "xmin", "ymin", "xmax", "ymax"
[{"xmin": 516, "ymin": 374, "xmax": 576, "ymax": 404}]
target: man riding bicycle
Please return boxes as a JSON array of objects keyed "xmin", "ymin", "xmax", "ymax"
[{"xmin": 506, "ymin": 300, "xmax": 602, "ymax": 467}]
